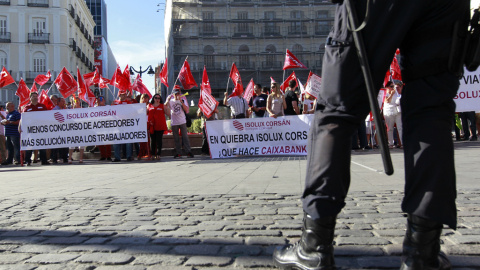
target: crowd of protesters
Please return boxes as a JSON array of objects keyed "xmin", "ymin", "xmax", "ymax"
[{"xmin": 0, "ymin": 79, "xmax": 477, "ymax": 166}]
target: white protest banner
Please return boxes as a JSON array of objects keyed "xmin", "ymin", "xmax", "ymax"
[
  {"xmin": 206, "ymin": 115, "xmax": 313, "ymax": 159},
  {"xmin": 305, "ymin": 73, "xmax": 321, "ymax": 99},
  {"xmin": 456, "ymin": 68, "xmax": 480, "ymax": 112},
  {"xmin": 20, "ymin": 103, "xmax": 147, "ymax": 150}
]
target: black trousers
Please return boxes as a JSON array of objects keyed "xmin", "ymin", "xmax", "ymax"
[
  {"xmin": 459, "ymin": 111, "xmax": 477, "ymax": 139},
  {"xmin": 150, "ymin": 131, "xmax": 164, "ymax": 156},
  {"xmin": 302, "ymin": 0, "xmax": 468, "ymax": 229}
]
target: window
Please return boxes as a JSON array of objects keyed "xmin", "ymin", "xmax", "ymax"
[
  {"xmin": 316, "ymin": 10, "xmax": 329, "ymax": 19},
  {"xmin": 0, "ymin": 50, "xmax": 7, "ymax": 68},
  {"xmin": 238, "ymin": 11, "xmax": 248, "ymax": 20},
  {"xmin": 264, "ymin": 11, "xmax": 275, "ymax": 20},
  {"xmin": 0, "ymin": 16, "xmax": 6, "ymax": 34},
  {"xmin": 290, "ymin": 10, "xmax": 303, "ymax": 19},
  {"xmin": 237, "ymin": 12, "xmax": 249, "ymax": 33},
  {"xmin": 33, "ymin": 52, "xmax": 46, "ymax": 72},
  {"xmin": 33, "ymin": 17, "xmax": 46, "ymax": 35},
  {"xmin": 204, "ymin": 45, "xmax": 215, "ymax": 68},
  {"xmin": 265, "ymin": 45, "xmax": 276, "ymax": 67},
  {"xmin": 202, "ymin": 12, "xmax": 213, "ymax": 20},
  {"xmin": 316, "ymin": 21, "xmax": 331, "ymax": 35},
  {"xmin": 238, "ymin": 45, "xmax": 250, "ymax": 68}
]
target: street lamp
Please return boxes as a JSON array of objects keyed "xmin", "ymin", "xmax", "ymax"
[{"xmin": 129, "ymin": 65, "xmax": 155, "ymax": 77}]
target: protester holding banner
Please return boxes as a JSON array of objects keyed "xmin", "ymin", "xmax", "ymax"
[
  {"xmin": 112, "ymin": 92, "xmax": 134, "ymax": 162},
  {"xmin": 166, "ymin": 87, "xmax": 193, "ymax": 158},
  {"xmin": 1, "ymin": 102, "xmax": 21, "ymax": 165},
  {"xmin": 22, "ymin": 92, "xmax": 49, "ymax": 166},
  {"xmin": 284, "ymin": 80, "xmax": 300, "ymax": 115},
  {"xmin": 95, "ymin": 96, "xmax": 112, "ymax": 161},
  {"xmin": 267, "ymin": 82, "xmax": 285, "ymax": 118},
  {"xmin": 147, "ymin": 94, "xmax": 168, "ymax": 160},
  {"xmin": 68, "ymin": 96, "xmax": 85, "ymax": 164},
  {"xmin": 223, "ymin": 92, "xmax": 249, "ymax": 119},
  {"xmin": 137, "ymin": 94, "xmax": 151, "ymax": 159},
  {"xmin": 250, "ymin": 84, "xmax": 268, "ymax": 118},
  {"xmin": 50, "ymin": 98, "xmax": 69, "ymax": 164}
]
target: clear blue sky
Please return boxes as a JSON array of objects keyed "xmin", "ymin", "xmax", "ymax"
[{"xmin": 104, "ymin": 0, "xmax": 166, "ymax": 94}]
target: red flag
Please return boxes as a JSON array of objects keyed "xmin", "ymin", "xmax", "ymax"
[
  {"xmin": 132, "ymin": 74, "xmax": 152, "ymax": 99},
  {"xmin": 178, "ymin": 60, "xmax": 197, "ymax": 90},
  {"xmin": 54, "ymin": 67, "xmax": 77, "ymax": 98},
  {"xmin": 15, "ymin": 79, "xmax": 30, "ymax": 107},
  {"xmin": 390, "ymin": 52, "xmax": 402, "ymax": 81},
  {"xmin": 83, "ymin": 68, "xmax": 99, "ymax": 89},
  {"xmin": 98, "ymin": 76, "xmax": 110, "ymax": 89},
  {"xmin": 30, "ymin": 83, "xmax": 38, "ymax": 93},
  {"xmin": 109, "ymin": 65, "xmax": 130, "ymax": 91},
  {"xmin": 280, "ymin": 72, "xmax": 297, "ymax": 92},
  {"xmin": 38, "ymin": 89, "xmax": 55, "ymax": 110},
  {"xmin": 200, "ymin": 66, "xmax": 212, "ymax": 95},
  {"xmin": 270, "ymin": 77, "xmax": 276, "ymax": 84},
  {"xmin": 34, "ymin": 70, "xmax": 51, "ymax": 86},
  {"xmin": 283, "ymin": 49, "xmax": 307, "ymax": 70},
  {"xmin": 159, "ymin": 59, "xmax": 169, "ymax": 88},
  {"xmin": 243, "ymin": 79, "xmax": 255, "ymax": 104},
  {"xmin": 0, "ymin": 67, "xmax": 15, "ymax": 88},
  {"xmin": 228, "ymin": 63, "xmax": 243, "ymax": 98},
  {"xmin": 304, "ymin": 71, "xmax": 313, "ymax": 89},
  {"xmin": 123, "ymin": 65, "xmax": 133, "ymax": 94},
  {"xmin": 77, "ymin": 68, "xmax": 96, "ymax": 107}
]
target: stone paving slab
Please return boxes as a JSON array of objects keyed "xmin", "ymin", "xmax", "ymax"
[{"xmin": 0, "ymin": 191, "xmax": 479, "ymax": 269}]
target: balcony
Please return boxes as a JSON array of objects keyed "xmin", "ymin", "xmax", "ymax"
[
  {"xmin": 81, "ymin": 52, "xmax": 86, "ymax": 63},
  {"xmin": 286, "ymin": 0, "xmax": 309, "ymax": 5},
  {"xmin": 0, "ymin": 0, "xmax": 10, "ymax": 5},
  {"xmin": 27, "ymin": 0, "xmax": 48, "ymax": 7},
  {"xmin": 237, "ymin": 62, "xmax": 255, "ymax": 70},
  {"xmin": 199, "ymin": 62, "xmax": 227, "ymax": 71},
  {"xmin": 231, "ymin": 0, "xmax": 254, "ymax": 6},
  {"xmin": 233, "ymin": 26, "xmax": 254, "ymax": 38},
  {"xmin": 69, "ymin": 38, "xmax": 76, "ymax": 51},
  {"xmin": 199, "ymin": 26, "xmax": 219, "ymax": 36},
  {"xmin": 26, "ymin": 71, "xmax": 46, "ymax": 80},
  {"xmin": 69, "ymin": 4, "xmax": 75, "ymax": 18},
  {"xmin": 76, "ymin": 47, "xmax": 82, "ymax": 58},
  {"xmin": 0, "ymin": 32, "xmax": 11, "ymax": 43},
  {"xmin": 288, "ymin": 25, "xmax": 308, "ymax": 35},
  {"xmin": 261, "ymin": 26, "xmax": 281, "ymax": 37},
  {"xmin": 262, "ymin": 61, "xmax": 282, "ymax": 69},
  {"xmin": 258, "ymin": 0, "xmax": 282, "ymax": 6},
  {"xmin": 80, "ymin": 22, "xmax": 85, "ymax": 33},
  {"xmin": 28, "ymin": 33, "xmax": 49, "ymax": 44},
  {"xmin": 75, "ymin": 15, "xmax": 81, "ymax": 27}
]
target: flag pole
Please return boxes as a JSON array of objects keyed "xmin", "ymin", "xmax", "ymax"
[{"xmin": 173, "ymin": 56, "xmax": 189, "ymax": 94}]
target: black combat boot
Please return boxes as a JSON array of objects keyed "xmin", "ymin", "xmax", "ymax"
[
  {"xmin": 400, "ymin": 214, "xmax": 451, "ymax": 270},
  {"xmin": 273, "ymin": 213, "xmax": 336, "ymax": 270}
]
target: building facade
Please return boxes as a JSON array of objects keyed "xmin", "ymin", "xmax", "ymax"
[
  {"xmin": 0, "ymin": 0, "xmax": 95, "ymax": 106},
  {"xmin": 85, "ymin": 0, "xmax": 117, "ymax": 103},
  {"xmin": 164, "ymin": 0, "xmax": 335, "ymax": 101}
]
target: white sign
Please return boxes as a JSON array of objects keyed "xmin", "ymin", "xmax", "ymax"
[
  {"xmin": 456, "ymin": 68, "xmax": 480, "ymax": 112},
  {"xmin": 206, "ymin": 115, "xmax": 313, "ymax": 159},
  {"xmin": 305, "ymin": 73, "xmax": 322, "ymax": 99},
  {"xmin": 20, "ymin": 103, "xmax": 148, "ymax": 150}
]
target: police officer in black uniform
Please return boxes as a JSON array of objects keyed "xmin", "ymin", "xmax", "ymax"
[{"xmin": 273, "ymin": 0, "xmax": 470, "ymax": 269}]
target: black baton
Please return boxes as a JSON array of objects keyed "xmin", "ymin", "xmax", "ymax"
[{"xmin": 345, "ymin": 0, "xmax": 394, "ymax": 175}]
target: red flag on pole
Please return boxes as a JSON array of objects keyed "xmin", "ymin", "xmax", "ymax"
[
  {"xmin": 200, "ymin": 66, "xmax": 212, "ymax": 95},
  {"xmin": 270, "ymin": 77, "xmax": 276, "ymax": 84},
  {"xmin": 132, "ymin": 74, "xmax": 152, "ymax": 99},
  {"xmin": 34, "ymin": 70, "xmax": 51, "ymax": 86},
  {"xmin": 54, "ymin": 67, "xmax": 78, "ymax": 98},
  {"xmin": 16, "ymin": 79, "xmax": 30, "ymax": 107},
  {"xmin": 77, "ymin": 68, "xmax": 96, "ymax": 107},
  {"xmin": 83, "ymin": 68, "xmax": 99, "ymax": 89},
  {"xmin": 109, "ymin": 65, "xmax": 130, "ymax": 92},
  {"xmin": 178, "ymin": 59, "xmax": 197, "ymax": 90},
  {"xmin": 159, "ymin": 59, "xmax": 169, "ymax": 88},
  {"xmin": 38, "ymin": 89, "xmax": 55, "ymax": 110},
  {"xmin": 228, "ymin": 63, "xmax": 243, "ymax": 98},
  {"xmin": 199, "ymin": 67, "xmax": 218, "ymax": 119},
  {"xmin": 283, "ymin": 49, "xmax": 307, "ymax": 70},
  {"xmin": 30, "ymin": 83, "xmax": 38, "ymax": 93},
  {"xmin": 0, "ymin": 67, "xmax": 15, "ymax": 88},
  {"xmin": 280, "ymin": 71, "xmax": 297, "ymax": 92},
  {"xmin": 98, "ymin": 76, "xmax": 110, "ymax": 89},
  {"xmin": 123, "ymin": 65, "xmax": 133, "ymax": 94},
  {"xmin": 304, "ymin": 71, "xmax": 313, "ymax": 89},
  {"xmin": 243, "ymin": 79, "xmax": 255, "ymax": 104}
]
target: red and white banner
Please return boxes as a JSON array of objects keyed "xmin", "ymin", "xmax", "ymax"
[
  {"xmin": 20, "ymin": 103, "xmax": 147, "ymax": 150},
  {"xmin": 205, "ymin": 115, "xmax": 313, "ymax": 159},
  {"xmin": 455, "ymin": 68, "xmax": 480, "ymax": 112}
]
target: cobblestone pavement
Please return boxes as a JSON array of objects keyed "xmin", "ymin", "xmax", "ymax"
[
  {"xmin": 1, "ymin": 142, "xmax": 480, "ymax": 269},
  {"xmin": 0, "ymin": 190, "xmax": 479, "ymax": 269}
]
